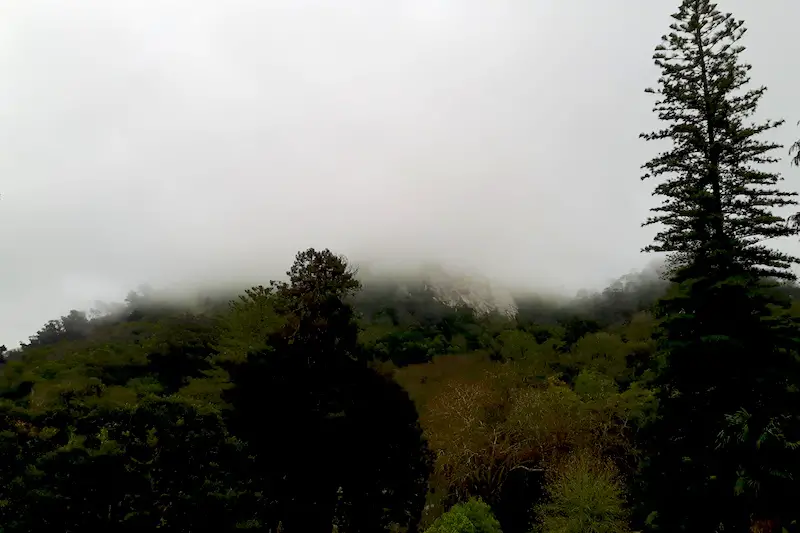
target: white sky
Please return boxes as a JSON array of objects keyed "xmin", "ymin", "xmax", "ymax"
[{"xmin": 1, "ymin": 0, "xmax": 799, "ymax": 346}]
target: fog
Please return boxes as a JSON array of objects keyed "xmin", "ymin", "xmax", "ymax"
[{"xmin": 1, "ymin": 0, "xmax": 799, "ymax": 347}]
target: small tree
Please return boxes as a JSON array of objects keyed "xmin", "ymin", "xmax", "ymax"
[
  {"xmin": 424, "ymin": 499, "xmax": 503, "ymax": 533},
  {"xmin": 534, "ymin": 451, "xmax": 631, "ymax": 533}
]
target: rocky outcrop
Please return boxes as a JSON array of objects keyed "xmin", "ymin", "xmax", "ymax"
[{"xmin": 359, "ymin": 262, "xmax": 518, "ymax": 318}]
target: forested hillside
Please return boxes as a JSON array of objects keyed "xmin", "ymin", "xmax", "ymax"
[
  {"xmin": 4, "ymin": 1, "xmax": 800, "ymax": 532},
  {"xmin": 0, "ymin": 247, "xmax": 668, "ymax": 531},
  {"xmin": 2, "ymin": 246, "xmax": 799, "ymax": 532}
]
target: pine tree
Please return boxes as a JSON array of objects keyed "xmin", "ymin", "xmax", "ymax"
[
  {"xmin": 638, "ymin": 2, "xmax": 800, "ymax": 532},
  {"xmin": 641, "ymin": 0, "xmax": 797, "ymax": 281}
]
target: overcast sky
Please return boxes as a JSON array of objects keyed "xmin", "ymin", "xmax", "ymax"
[{"xmin": 1, "ymin": 0, "xmax": 798, "ymax": 346}]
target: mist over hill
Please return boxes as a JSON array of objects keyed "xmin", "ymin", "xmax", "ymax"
[
  {"xmin": 2, "ymin": 256, "xmax": 676, "ymax": 353},
  {"xmin": 22, "ymin": 249, "xmax": 800, "ymax": 359}
]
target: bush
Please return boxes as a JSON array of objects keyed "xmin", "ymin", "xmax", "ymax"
[
  {"xmin": 425, "ymin": 498, "xmax": 503, "ymax": 533},
  {"xmin": 534, "ymin": 451, "xmax": 630, "ymax": 533}
]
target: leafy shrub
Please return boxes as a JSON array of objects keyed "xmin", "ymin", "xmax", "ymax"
[
  {"xmin": 425, "ymin": 499, "xmax": 503, "ymax": 533},
  {"xmin": 534, "ymin": 451, "xmax": 630, "ymax": 533}
]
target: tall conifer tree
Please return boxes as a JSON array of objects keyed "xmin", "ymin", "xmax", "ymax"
[
  {"xmin": 641, "ymin": 1, "xmax": 797, "ymax": 280},
  {"xmin": 639, "ymin": 2, "xmax": 800, "ymax": 531}
]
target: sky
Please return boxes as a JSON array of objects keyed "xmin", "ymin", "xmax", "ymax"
[{"xmin": 1, "ymin": 0, "xmax": 799, "ymax": 347}]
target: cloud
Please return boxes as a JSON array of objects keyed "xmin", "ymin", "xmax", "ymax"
[{"xmin": 1, "ymin": 0, "xmax": 798, "ymax": 346}]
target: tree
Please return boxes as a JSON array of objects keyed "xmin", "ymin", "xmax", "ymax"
[
  {"xmin": 424, "ymin": 370, "xmax": 651, "ymax": 533},
  {"xmin": 424, "ymin": 499, "xmax": 503, "ymax": 533},
  {"xmin": 533, "ymin": 451, "xmax": 631, "ymax": 533},
  {"xmin": 0, "ymin": 398, "xmax": 250, "ymax": 531},
  {"xmin": 332, "ymin": 365, "xmax": 431, "ymax": 533},
  {"xmin": 222, "ymin": 248, "xmax": 430, "ymax": 533},
  {"xmin": 270, "ymin": 248, "xmax": 363, "ymax": 367},
  {"xmin": 641, "ymin": 0, "xmax": 797, "ymax": 280},
  {"xmin": 145, "ymin": 314, "xmax": 218, "ymax": 394},
  {"xmin": 638, "ymin": 2, "xmax": 800, "ymax": 531},
  {"xmin": 24, "ymin": 310, "xmax": 92, "ymax": 348}
]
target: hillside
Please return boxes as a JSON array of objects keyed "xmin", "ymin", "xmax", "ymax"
[
  {"xmin": 4, "ymin": 248, "xmax": 800, "ymax": 532},
  {"xmin": 0, "ymin": 250, "xmax": 669, "ymax": 530}
]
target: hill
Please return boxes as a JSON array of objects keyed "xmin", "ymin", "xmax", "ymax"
[
  {"xmin": 3, "ymin": 250, "xmax": 800, "ymax": 532},
  {"xmin": 0, "ymin": 249, "xmax": 672, "ymax": 531}
]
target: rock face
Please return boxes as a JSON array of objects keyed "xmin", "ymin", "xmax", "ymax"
[
  {"xmin": 361, "ymin": 263, "xmax": 518, "ymax": 318},
  {"xmin": 418, "ymin": 264, "xmax": 518, "ymax": 318}
]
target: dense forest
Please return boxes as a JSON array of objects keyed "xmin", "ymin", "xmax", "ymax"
[{"xmin": 4, "ymin": 1, "xmax": 800, "ymax": 532}]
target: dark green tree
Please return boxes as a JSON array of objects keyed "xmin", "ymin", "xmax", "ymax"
[
  {"xmin": 0, "ymin": 398, "xmax": 250, "ymax": 531},
  {"xmin": 332, "ymin": 365, "xmax": 431, "ymax": 533},
  {"xmin": 222, "ymin": 248, "xmax": 430, "ymax": 533},
  {"xmin": 638, "ymin": 2, "xmax": 800, "ymax": 531},
  {"xmin": 145, "ymin": 314, "xmax": 218, "ymax": 394},
  {"xmin": 424, "ymin": 499, "xmax": 503, "ymax": 533},
  {"xmin": 641, "ymin": 1, "xmax": 797, "ymax": 280},
  {"xmin": 24, "ymin": 310, "xmax": 92, "ymax": 348}
]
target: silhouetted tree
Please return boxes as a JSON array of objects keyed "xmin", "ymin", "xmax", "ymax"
[
  {"xmin": 333, "ymin": 365, "xmax": 431, "ymax": 532},
  {"xmin": 638, "ymin": 2, "xmax": 800, "ymax": 531},
  {"xmin": 223, "ymin": 248, "xmax": 431, "ymax": 532}
]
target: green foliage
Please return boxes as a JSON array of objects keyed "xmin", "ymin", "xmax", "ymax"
[
  {"xmin": 24, "ymin": 310, "xmax": 92, "ymax": 348},
  {"xmin": 564, "ymin": 333, "xmax": 631, "ymax": 384},
  {"xmin": 534, "ymin": 451, "xmax": 631, "ymax": 533},
  {"xmin": 417, "ymin": 357, "xmax": 653, "ymax": 533},
  {"xmin": 0, "ymin": 248, "xmax": 444, "ymax": 533},
  {"xmin": 425, "ymin": 499, "xmax": 503, "ymax": 533},
  {"xmin": 11, "ymin": 234, "xmax": 800, "ymax": 533},
  {"xmin": 0, "ymin": 256, "xmax": 668, "ymax": 533},
  {"xmin": 0, "ymin": 397, "xmax": 249, "ymax": 531}
]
